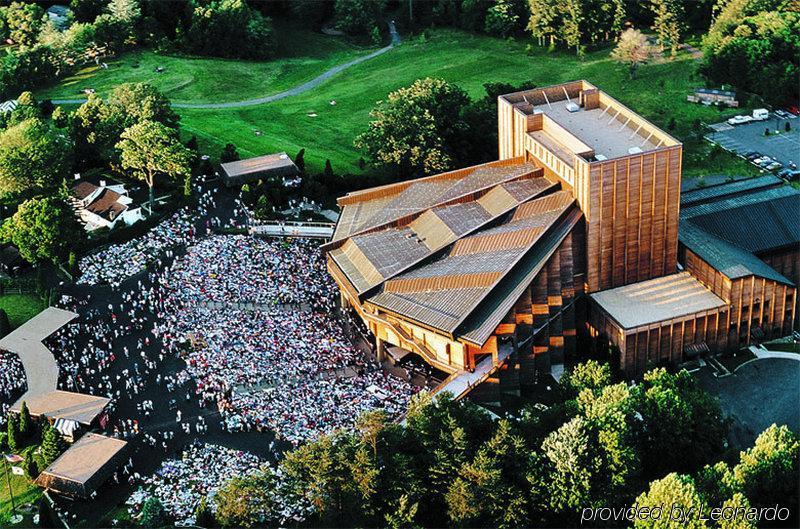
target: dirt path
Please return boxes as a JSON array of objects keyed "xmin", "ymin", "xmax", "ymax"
[{"xmin": 52, "ymin": 21, "xmax": 401, "ymax": 109}]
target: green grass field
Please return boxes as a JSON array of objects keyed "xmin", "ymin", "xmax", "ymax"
[
  {"xmin": 0, "ymin": 446, "xmax": 45, "ymax": 525},
  {"xmin": 37, "ymin": 24, "xmax": 374, "ymax": 104},
  {"xmin": 39, "ymin": 28, "xmax": 758, "ymax": 179},
  {"xmin": 0, "ymin": 294, "xmax": 45, "ymax": 329}
]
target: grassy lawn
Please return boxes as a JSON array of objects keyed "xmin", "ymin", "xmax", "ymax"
[
  {"xmin": 37, "ymin": 24, "xmax": 374, "ymax": 104},
  {"xmin": 41, "ymin": 28, "xmax": 757, "ymax": 180},
  {"xmin": 175, "ymin": 30, "xmax": 758, "ymax": 177},
  {"xmin": 0, "ymin": 294, "xmax": 45, "ymax": 329},
  {"xmin": 0, "ymin": 445, "xmax": 45, "ymax": 526}
]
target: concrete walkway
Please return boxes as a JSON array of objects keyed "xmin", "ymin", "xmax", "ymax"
[
  {"xmin": 53, "ymin": 22, "xmax": 401, "ymax": 110},
  {"xmin": 0, "ymin": 307, "xmax": 77, "ymax": 401}
]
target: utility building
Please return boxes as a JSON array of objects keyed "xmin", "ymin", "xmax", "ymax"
[{"xmin": 325, "ymin": 81, "xmax": 797, "ymax": 396}]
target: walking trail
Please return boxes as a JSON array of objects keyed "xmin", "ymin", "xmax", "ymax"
[{"xmin": 52, "ymin": 21, "xmax": 401, "ymax": 109}]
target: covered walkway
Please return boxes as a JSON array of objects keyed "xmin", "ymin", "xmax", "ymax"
[{"xmin": 248, "ymin": 220, "xmax": 334, "ymax": 239}]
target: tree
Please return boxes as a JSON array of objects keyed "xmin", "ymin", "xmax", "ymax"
[
  {"xmin": 634, "ymin": 368, "xmax": 728, "ymax": 479},
  {"xmin": 560, "ymin": 360, "xmax": 612, "ymax": 398},
  {"xmin": 220, "ymin": 143, "xmax": 239, "ymax": 163},
  {"xmin": 116, "ymin": 120, "xmax": 193, "ymax": 212},
  {"xmin": 6, "ymin": 414, "xmax": 19, "ymax": 453},
  {"xmin": 484, "ymin": 0, "xmax": 521, "ymax": 37},
  {"xmin": 70, "ymin": 0, "xmax": 106, "ymax": 23},
  {"xmin": 634, "ymin": 473, "xmax": 707, "ymax": 529},
  {"xmin": 215, "ymin": 471, "xmax": 277, "ymax": 527},
  {"xmin": 446, "ymin": 420, "xmax": 530, "ymax": 528},
  {"xmin": 109, "ymin": 83, "xmax": 180, "ymax": 129},
  {"xmin": 702, "ymin": 9, "xmax": 799, "ymax": 106},
  {"xmin": 139, "ymin": 497, "xmax": 168, "ymax": 528},
  {"xmin": 184, "ymin": 0, "xmax": 275, "ymax": 60},
  {"xmin": 733, "ymin": 424, "xmax": 799, "ymax": 513},
  {"xmin": 5, "ymin": 2, "xmax": 44, "ymax": 48},
  {"xmin": 0, "ymin": 196, "xmax": 84, "ymax": 265},
  {"xmin": 385, "ymin": 494, "xmax": 421, "ymax": 529},
  {"xmin": 69, "ymin": 94, "xmax": 126, "ymax": 165},
  {"xmin": 294, "ymin": 148, "xmax": 306, "ymax": 174},
  {"xmin": 355, "ymin": 78, "xmax": 471, "ymax": 177},
  {"xmin": 23, "ymin": 455, "xmax": 38, "ymax": 480},
  {"xmin": 611, "ymin": 28, "xmax": 655, "ymax": 78},
  {"xmin": 0, "ymin": 309, "xmax": 10, "ymax": 338},
  {"xmin": 0, "ymin": 118, "xmax": 73, "ymax": 198},
  {"xmin": 108, "ymin": 0, "xmax": 141, "ymax": 23},
  {"xmin": 334, "ymin": 0, "xmax": 386, "ymax": 36},
  {"xmin": 17, "ymin": 401, "xmax": 31, "ymax": 439},
  {"xmin": 41, "ymin": 423, "xmax": 67, "ymax": 467},
  {"xmin": 194, "ymin": 497, "xmax": 215, "ymax": 527},
  {"xmin": 650, "ymin": 0, "xmax": 684, "ymax": 56}
]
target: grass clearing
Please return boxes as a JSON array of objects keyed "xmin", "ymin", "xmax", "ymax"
[
  {"xmin": 37, "ymin": 24, "xmax": 374, "ymax": 104},
  {"xmin": 41, "ymin": 28, "xmax": 757, "ymax": 179},
  {"xmin": 0, "ymin": 294, "xmax": 45, "ymax": 329}
]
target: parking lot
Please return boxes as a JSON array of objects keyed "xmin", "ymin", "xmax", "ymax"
[
  {"xmin": 696, "ymin": 357, "xmax": 800, "ymax": 449},
  {"xmin": 707, "ymin": 115, "xmax": 800, "ymax": 173}
]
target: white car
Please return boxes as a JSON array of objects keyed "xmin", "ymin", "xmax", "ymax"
[{"xmin": 727, "ymin": 115, "xmax": 753, "ymax": 125}]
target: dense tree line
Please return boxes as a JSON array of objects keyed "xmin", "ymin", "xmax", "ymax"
[
  {"xmin": 196, "ymin": 361, "xmax": 798, "ymax": 528},
  {"xmin": 701, "ymin": 0, "xmax": 798, "ymax": 106}
]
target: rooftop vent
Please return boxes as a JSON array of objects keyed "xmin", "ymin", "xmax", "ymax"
[
  {"xmin": 565, "ymin": 102, "xmax": 580, "ymax": 113},
  {"xmin": 628, "ymin": 147, "xmax": 643, "ymax": 155},
  {"xmin": 595, "ymin": 154, "xmax": 608, "ymax": 162}
]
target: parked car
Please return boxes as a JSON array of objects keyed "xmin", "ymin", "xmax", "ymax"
[
  {"xmin": 752, "ymin": 108, "xmax": 769, "ymax": 121},
  {"xmin": 758, "ymin": 158, "xmax": 774, "ymax": 168},
  {"xmin": 788, "ymin": 160, "xmax": 797, "ymax": 169},
  {"xmin": 774, "ymin": 109, "xmax": 791, "ymax": 119},
  {"xmin": 778, "ymin": 169, "xmax": 800, "ymax": 181},
  {"xmin": 727, "ymin": 115, "xmax": 754, "ymax": 125},
  {"xmin": 754, "ymin": 156, "xmax": 771, "ymax": 165},
  {"xmin": 744, "ymin": 151, "xmax": 761, "ymax": 161},
  {"xmin": 766, "ymin": 162, "xmax": 783, "ymax": 171}
]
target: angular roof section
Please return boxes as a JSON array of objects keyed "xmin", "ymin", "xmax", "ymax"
[
  {"xmin": 331, "ymin": 158, "xmax": 539, "ymax": 242},
  {"xmin": 590, "ymin": 272, "xmax": 727, "ymax": 330},
  {"xmin": 681, "ymin": 175, "xmax": 783, "ymax": 206},
  {"xmin": 681, "ymin": 186, "xmax": 800, "ymax": 254},
  {"xmin": 679, "ymin": 179, "xmax": 798, "ymax": 286},
  {"xmin": 329, "ymin": 163, "xmax": 553, "ymax": 294},
  {"xmin": 366, "ymin": 191, "xmax": 576, "ymax": 336}
]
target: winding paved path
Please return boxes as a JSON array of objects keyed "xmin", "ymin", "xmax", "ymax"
[{"xmin": 53, "ymin": 21, "xmax": 401, "ymax": 110}]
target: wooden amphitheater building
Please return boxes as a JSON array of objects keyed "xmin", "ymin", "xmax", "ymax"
[{"xmin": 325, "ymin": 81, "xmax": 798, "ymax": 392}]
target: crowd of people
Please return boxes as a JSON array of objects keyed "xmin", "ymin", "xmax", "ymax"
[
  {"xmin": 154, "ymin": 234, "xmax": 418, "ymax": 444},
  {"xmin": 163, "ymin": 235, "xmax": 336, "ymax": 310},
  {"xmin": 0, "ymin": 351, "xmax": 26, "ymax": 426},
  {"xmin": 128, "ymin": 443, "xmax": 264, "ymax": 525},
  {"xmin": 76, "ymin": 209, "xmax": 199, "ymax": 287}
]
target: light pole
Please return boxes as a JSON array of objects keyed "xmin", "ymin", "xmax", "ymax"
[{"xmin": 3, "ymin": 456, "xmax": 16, "ymax": 517}]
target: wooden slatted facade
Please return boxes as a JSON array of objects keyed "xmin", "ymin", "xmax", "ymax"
[{"xmin": 683, "ymin": 247, "xmax": 798, "ymax": 344}]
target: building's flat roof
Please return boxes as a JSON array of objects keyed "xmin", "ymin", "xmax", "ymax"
[
  {"xmin": 12, "ymin": 390, "xmax": 110, "ymax": 426},
  {"xmin": 531, "ymin": 101, "xmax": 659, "ymax": 159},
  {"xmin": 220, "ymin": 152, "xmax": 297, "ymax": 177},
  {"xmin": 37, "ymin": 433, "xmax": 127, "ymax": 495},
  {"xmin": 590, "ymin": 272, "xmax": 727, "ymax": 330}
]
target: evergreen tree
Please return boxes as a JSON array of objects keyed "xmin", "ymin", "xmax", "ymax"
[
  {"xmin": 18, "ymin": 401, "xmax": 31, "ymax": 439},
  {"xmin": 139, "ymin": 497, "xmax": 168, "ymax": 528},
  {"xmin": 41, "ymin": 424, "xmax": 67, "ymax": 467},
  {"xmin": 7, "ymin": 415, "xmax": 19, "ymax": 453},
  {"xmin": 23, "ymin": 455, "xmax": 38, "ymax": 480},
  {"xmin": 294, "ymin": 148, "xmax": 306, "ymax": 174}
]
